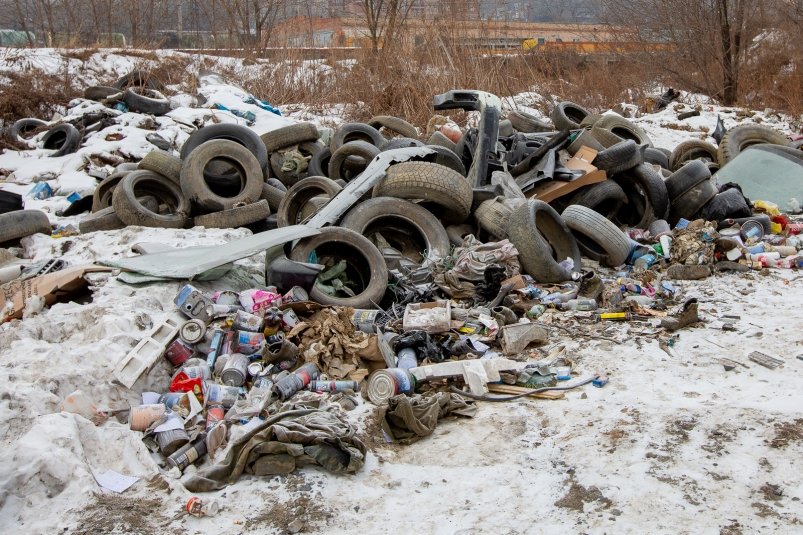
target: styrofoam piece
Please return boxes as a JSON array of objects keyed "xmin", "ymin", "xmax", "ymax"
[{"xmin": 113, "ymin": 314, "xmax": 183, "ymax": 389}]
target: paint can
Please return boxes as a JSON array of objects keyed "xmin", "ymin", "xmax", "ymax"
[
  {"xmin": 213, "ymin": 354, "xmax": 229, "ymax": 377},
  {"xmin": 221, "ymin": 353, "xmax": 249, "ymax": 386},
  {"xmin": 203, "ymin": 381, "xmax": 240, "ymax": 409},
  {"xmin": 351, "ymin": 309, "xmax": 380, "ymax": 333},
  {"xmin": 396, "ymin": 347, "xmax": 418, "ymax": 370},
  {"xmin": 205, "ymin": 405, "xmax": 225, "ymax": 430},
  {"xmin": 179, "ymin": 319, "xmax": 206, "ymax": 345},
  {"xmin": 157, "ymin": 428, "xmax": 189, "ymax": 456},
  {"xmin": 282, "ymin": 286, "xmax": 308, "ymax": 303},
  {"xmin": 167, "ymin": 435, "xmax": 207, "ymax": 472},
  {"xmin": 307, "ymin": 380, "xmax": 360, "ymax": 393},
  {"xmin": 247, "ymin": 362, "xmax": 263, "ymax": 378},
  {"xmin": 164, "ymin": 339, "xmax": 194, "ymax": 367},
  {"xmin": 366, "ymin": 368, "xmax": 415, "ymax": 405},
  {"xmin": 281, "ymin": 308, "xmax": 300, "ymax": 329},
  {"xmin": 233, "ymin": 310, "xmax": 263, "ymax": 333},
  {"xmin": 272, "ymin": 363, "xmax": 319, "ymax": 401},
  {"xmin": 129, "ymin": 404, "xmax": 166, "ymax": 431},
  {"xmin": 234, "ymin": 330, "xmax": 264, "ymax": 355}
]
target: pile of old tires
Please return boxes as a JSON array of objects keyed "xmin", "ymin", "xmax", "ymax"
[
  {"xmin": 80, "ymin": 122, "xmax": 270, "ymax": 232},
  {"xmin": 8, "ymin": 70, "xmax": 168, "ymax": 158}
]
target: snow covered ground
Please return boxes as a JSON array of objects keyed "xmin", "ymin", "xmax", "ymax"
[{"xmin": 0, "ymin": 49, "xmax": 802, "ymax": 535}]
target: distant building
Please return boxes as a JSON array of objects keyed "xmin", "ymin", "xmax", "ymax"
[{"xmin": 273, "ymin": 15, "xmax": 614, "ymax": 51}]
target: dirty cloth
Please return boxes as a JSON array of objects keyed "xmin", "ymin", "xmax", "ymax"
[
  {"xmin": 288, "ymin": 307, "xmax": 381, "ymax": 382},
  {"xmin": 434, "ymin": 236, "xmax": 520, "ymax": 298},
  {"xmin": 184, "ymin": 407, "xmax": 366, "ymax": 492},
  {"xmin": 379, "ymin": 392, "xmax": 477, "ymax": 445}
]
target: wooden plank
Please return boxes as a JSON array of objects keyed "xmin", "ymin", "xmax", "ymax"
[{"xmin": 487, "ymin": 383, "xmax": 565, "ymax": 400}]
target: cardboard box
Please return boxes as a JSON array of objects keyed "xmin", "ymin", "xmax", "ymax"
[
  {"xmin": 1, "ymin": 265, "xmax": 112, "ymax": 321},
  {"xmin": 501, "ymin": 274, "xmax": 532, "ymax": 290},
  {"xmin": 526, "ymin": 146, "xmax": 607, "ymax": 203}
]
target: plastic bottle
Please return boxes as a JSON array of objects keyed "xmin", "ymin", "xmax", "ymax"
[
  {"xmin": 560, "ymin": 299, "xmax": 597, "ymax": 311},
  {"xmin": 526, "ymin": 304, "xmax": 546, "ymax": 319},
  {"xmin": 633, "ymin": 253, "xmax": 657, "ymax": 270}
]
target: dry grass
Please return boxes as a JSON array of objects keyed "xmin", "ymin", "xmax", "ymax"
[
  {"xmin": 1, "ymin": 40, "xmax": 799, "ymax": 134},
  {"xmin": 218, "ymin": 45, "xmax": 658, "ymax": 130},
  {"xmin": 0, "ymin": 70, "xmax": 80, "ymax": 126}
]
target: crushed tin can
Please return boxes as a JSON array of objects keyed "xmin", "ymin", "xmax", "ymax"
[
  {"xmin": 174, "ymin": 285, "xmax": 214, "ymax": 324},
  {"xmin": 186, "ymin": 497, "xmax": 220, "ymax": 517}
]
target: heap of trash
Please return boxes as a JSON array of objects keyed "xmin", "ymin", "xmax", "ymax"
[{"xmin": 1, "ymin": 70, "xmax": 802, "ymax": 512}]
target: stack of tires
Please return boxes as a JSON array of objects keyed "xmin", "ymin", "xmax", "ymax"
[
  {"xmin": 80, "ymin": 123, "xmax": 270, "ymax": 233},
  {"xmin": 8, "ymin": 70, "xmax": 171, "ymax": 159},
  {"xmin": 269, "ymin": 117, "xmax": 469, "ymax": 308}
]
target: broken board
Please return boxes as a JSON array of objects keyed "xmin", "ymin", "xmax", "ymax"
[{"xmin": 487, "ymin": 383, "xmax": 565, "ymax": 400}]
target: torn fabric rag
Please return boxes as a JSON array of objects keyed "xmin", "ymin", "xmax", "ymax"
[{"xmin": 184, "ymin": 407, "xmax": 366, "ymax": 492}]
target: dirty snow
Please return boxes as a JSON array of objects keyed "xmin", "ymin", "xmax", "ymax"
[{"xmin": 1, "ymin": 49, "xmax": 802, "ymax": 535}]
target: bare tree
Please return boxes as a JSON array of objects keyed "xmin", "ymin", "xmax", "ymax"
[
  {"xmin": 358, "ymin": 0, "xmax": 418, "ymax": 54},
  {"xmin": 600, "ymin": 0, "xmax": 779, "ymax": 105},
  {"xmin": 217, "ymin": 0, "xmax": 283, "ymax": 49}
]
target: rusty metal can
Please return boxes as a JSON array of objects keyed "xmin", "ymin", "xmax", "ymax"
[
  {"xmin": 307, "ymin": 380, "xmax": 360, "ymax": 393},
  {"xmin": 272, "ymin": 363, "xmax": 319, "ymax": 400},
  {"xmin": 165, "ymin": 339, "xmax": 194, "ymax": 367},
  {"xmin": 157, "ymin": 428, "xmax": 189, "ymax": 456},
  {"xmin": 221, "ymin": 353, "xmax": 249, "ymax": 386},
  {"xmin": 167, "ymin": 435, "xmax": 207, "ymax": 472}
]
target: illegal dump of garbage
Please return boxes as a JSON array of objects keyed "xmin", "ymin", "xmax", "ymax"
[{"xmin": 1, "ymin": 55, "xmax": 803, "ymax": 534}]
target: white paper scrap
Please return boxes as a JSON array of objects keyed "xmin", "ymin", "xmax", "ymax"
[{"xmin": 93, "ymin": 469, "xmax": 139, "ymax": 493}]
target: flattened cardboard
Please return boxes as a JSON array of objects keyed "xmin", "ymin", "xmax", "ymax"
[
  {"xmin": 527, "ymin": 146, "xmax": 607, "ymax": 203},
  {"xmin": 1, "ymin": 265, "xmax": 111, "ymax": 321}
]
